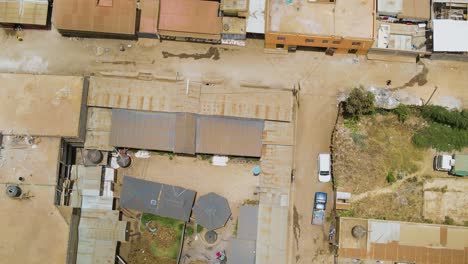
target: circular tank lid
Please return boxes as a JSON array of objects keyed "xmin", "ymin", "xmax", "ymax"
[
  {"xmin": 117, "ymin": 154, "xmax": 132, "ymax": 168},
  {"xmin": 87, "ymin": 149, "xmax": 104, "ymax": 164},
  {"xmin": 6, "ymin": 185, "xmax": 22, "ymax": 198},
  {"xmin": 252, "ymin": 166, "xmax": 261, "ymax": 176},
  {"xmin": 204, "ymin": 230, "xmax": 218, "ymax": 244},
  {"xmin": 351, "ymin": 225, "xmax": 366, "ymax": 239}
]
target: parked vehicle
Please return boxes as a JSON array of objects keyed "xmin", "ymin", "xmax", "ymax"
[
  {"xmin": 312, "ymin": 192, "xmax": 327, "ymax": 225},
  {"xmin": 318, "ymin": 153, "xmax": 331, "ymax": 182},
  {"xmin": 434, "ymin": 154, "xmax": 468, "ymax": 177}
]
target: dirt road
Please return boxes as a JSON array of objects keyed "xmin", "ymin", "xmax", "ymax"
[
  {"xmin": 1, "ymin": 28, "xmax": 467, "ymax": 264},
  {"xmin": 290, "ymin": 92, "xmax": 338, "ymax": 264}
]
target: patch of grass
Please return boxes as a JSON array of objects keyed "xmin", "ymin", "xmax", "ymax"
[
  {"xmin": 443, "ymin": 216, "xmax": 455, "ymax": 225},
  {"xmin": 393, "ymin": 104, "xmax": 410, "ymax": 123},
  {"xmin": 426, "ymin": 185, "xmax": 448, "ymax": 193},
  {"xmin": 142, "ymin": 213, "xmax": 179, "ymax": 228},
  {"xmin": 412, "ymin": 123, "xmax": 468, "ymax": 151},
  {"xmin": 366, "ymin": 116, "xmax": 423, "ymax": 175},
  {"xmin": 233, "ymin": 219, "xmax": 239, "ymax": 236},
  {"xmin": 464, "ymin": 221, "xmax": 468, "ymax": 227},
  {"xmin": 149, "ymin": 240, "xmax": 180, "ymax": 260},
  {"xmin": 350, "ymin": 180, "xmax": 424, "ymax": 222},
  {"xmin": 423, "ymin": 218, "xmax": 433, "ymax": 224},
  {"xmin": 243, "ymin": 199, "xmax": 259, "ymax": 205},
  {"xmin": 338, "ymin": 209, "xmax": 355, "ymax": 217},
  {"xmin": 197, "ymin": 154, "xmax": 212, "ymax": 161},
  {"xmin": 350, "ymin": 132, "xmax": 367, "ymax": 148},
  {"xmin": 344, "ymin": 118, "xmax": 359, "ymax": 133},
  {"xmin": 386, "ymin": 171, "xmax": 396, "ymax": 184},
  {"xmin": 185, "ymin": 226, "xmax": 194, "ymax": 236},
  {"xmin": 421, "ymin": 105, "xmax": 468, "ymax": 129},
  {"xmin": 140, "ymin": 213, "xmax": 183, "ymax": 260},
  {"xmin": 196, "ymin": 224, "xmax": 204, "ymax": 233}
]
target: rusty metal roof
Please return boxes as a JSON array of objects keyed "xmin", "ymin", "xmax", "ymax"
[
  {"xmin": 53, "ymin": 0, "xmax": 137, "ymax": 35},
  {"xmin": 196, "ymin": 115, "xmax": 264, "ymax": 157},
  {"xmin": 110, "ymin": 109, "xmax": 264, "ymax": 157},
  {"xmin": 158, "ymin": 0, "xmax": 222, "ymax": 35}
]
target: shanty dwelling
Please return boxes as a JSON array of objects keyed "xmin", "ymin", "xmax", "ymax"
[
  {"xmin": 369, "ymin": 0, "xmax": 432, "ymax": 63},
  {"xmin": 84, "ymin": 75, "xmax": 295, "ymax": 264},
  {"xmin": 157, "ymin": 0, "xmax": 223, "ymax": 43},
  {"xmin": 0, "ymin": 0, "xmax": 50, "ymax": 28},
  {"xmin": 431, "ymin": 0, "xmax": 468, "ymax": 55},
  {"xmin": 265, "ymin": 0, "xmax": 375, "ymax": 54},
  {"xmin": 337, "ymin": 217, "xmax": 468, "ymax": 264},
  {"xmin": 0, "ymin": 73, "xmax": 120, "ymax": 264},
  {"xmin": 52, "ymin": 0, "xmax": 138, "ymax": 38}
]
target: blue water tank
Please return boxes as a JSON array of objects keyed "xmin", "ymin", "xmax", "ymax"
[{"xmin": 252, "ymin": 166, "xmax": 261, "ymax": 176}]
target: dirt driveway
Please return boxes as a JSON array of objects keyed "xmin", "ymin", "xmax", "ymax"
[{"xmin": 290, "ymin": 93, "xmax": 337, "ymax": 264}]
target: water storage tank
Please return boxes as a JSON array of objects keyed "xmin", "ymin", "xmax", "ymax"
[
  {"xmin": 6, "ymin": 185, "xmax": 22, "ymax": 198},
  {"xmin": 117, "ymin": 154, "xmax": 132, "ymax": 168},
  {"xmin": 86, "ymin": 149, "xmax": 103, "ymax": 164},
  {"xmin": 351, "ymin": 225, "xmax": 366, "ymax": 239}
]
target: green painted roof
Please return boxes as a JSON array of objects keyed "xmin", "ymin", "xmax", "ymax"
[{"xmin": 453, "ymin": 154, "xmax": 468, "ymax": 176}]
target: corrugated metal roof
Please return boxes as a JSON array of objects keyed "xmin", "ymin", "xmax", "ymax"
[
  {"xmin": 174, "ymin": 113, "xmax": 197, "ymax": 154},
  {"xmin": 77, "ymin": 209, "xmax": 127, "ymax": 264},
  {"xmin": 110, "ymin": 109, "xmax": 264, "ymax": 156},
  {"xmin": 110, "ymin": 109, "xmax": 177, "ymax": 151},
  {"xmin": 120, "ymin": 176, "xmax": 196, "ymax": 222},
  {"xmin": 237, "ymin": 205, "xmax": 259, "ymax": 241},
  {"xmin": 196, "ymin": 115, "xmax": 264, "ymax": 157},
  {"xmin": 0, "ymin": 0, "xmax": 49, "ymax": 25},
  {"xmin": 158, "ymin": 0, "xmax": 222, "ymax": 35},
  {"xmin": 338, "ymin": 217, "xmax": 468, "ymax": 264},
  {"xmin": 53, "ymin": 0, "xmax": 137, "ymax": 35},
  {"xmin": 228, "ymin": 239, "xmax": 256, "ymax": 264}
]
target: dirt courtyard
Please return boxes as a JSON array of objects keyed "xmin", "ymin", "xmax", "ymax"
[
  {"xmin": 0, "ymin": 137, "xmax": 69, "ymax": 264},
  {"xmin": 121, "ymin": 154, "xmax": 260, "ymax": 218}
]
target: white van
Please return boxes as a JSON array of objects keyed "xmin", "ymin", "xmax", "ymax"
[{"xmin": 318, "ymin": 153, "xmax": 331, "ymax": 183}]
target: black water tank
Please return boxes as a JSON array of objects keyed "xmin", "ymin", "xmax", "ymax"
[{"xmin": 6, "ymin": 185, "xmax": 22, "ymax": 198}]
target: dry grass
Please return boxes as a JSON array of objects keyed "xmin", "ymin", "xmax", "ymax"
[
  {"xmin": 333, "ymin": 114, "xmax": 425, "ymax": 194},
  {"xmin": 347, "ymin": 177, "xmax": 425, "ymax": 222}
]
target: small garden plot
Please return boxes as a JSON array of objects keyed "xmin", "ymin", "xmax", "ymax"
[
  {"xmin": 334, "ymin": 88, "xmax": 468, "ymax": 223},
  {"xmin": 333, "ymin": 113, "xmax": 425, "ymax": 194},
  {"xmin": 128, "ymin": 213, "xmax": 184, "ymax": 264}
]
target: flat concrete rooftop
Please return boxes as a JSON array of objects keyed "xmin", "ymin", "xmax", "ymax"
[{"xmin": 268, "ymin": 0, "xmax": 375, "ymax": 39}]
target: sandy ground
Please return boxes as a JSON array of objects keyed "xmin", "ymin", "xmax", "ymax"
[
  {"xmin": 121, "ymin": 154, "xmax": 259, "ymax": 218},
  {"xmin": 119, "ymin": 154, "xmax": 253, "ymax": 263},
  {"xmin": 291, "ymin": 93, "xmax": 337, "ymax": 264},
  {"xmin": 424, "ymin": 178, "xmax": 468, "ymax": 224},
  {"xmin": 0, "ymin": 137, "xmax": 69, "ymax": 264},
  {"xmin": 0, "ymin": 27, "xmax": 467, "ymax": 264}
]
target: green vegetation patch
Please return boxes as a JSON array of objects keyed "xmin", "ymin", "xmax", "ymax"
[{"xmin": 140, "ymin": 213, "xmax": 183, "ymax": 260}]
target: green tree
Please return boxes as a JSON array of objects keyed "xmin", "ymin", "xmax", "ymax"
[{"xmin": 344, "ymin": 88, "xmax": 375, "ymax": 119}]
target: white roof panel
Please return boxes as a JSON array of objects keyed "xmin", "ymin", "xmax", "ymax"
[
  {"xmin": 246, "ymin": 0, "xmax": 265, "ymax": 33},
  {"xmin": 433, "ymin": 20, "xmax": 468, "ymax": 52}
]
